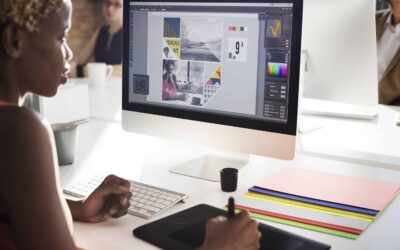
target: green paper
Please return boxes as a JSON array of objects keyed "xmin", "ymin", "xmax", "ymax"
[
  {"xmin": 223, "ymin": 207, "xmax": 359, "ymax": 239},
  {"xmin": 233, "ymin": 208, "xmax": 359, "ymax": 240}
]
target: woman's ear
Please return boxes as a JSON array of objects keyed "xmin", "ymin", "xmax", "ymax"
[{"xmin": 1, "ymin": 24, "xmax": 25, "ymax": 59}]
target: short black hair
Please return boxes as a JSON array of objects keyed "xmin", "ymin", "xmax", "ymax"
[{"xmin": 163, "ymin": 59, "xmax": 176, "ymax": 71}]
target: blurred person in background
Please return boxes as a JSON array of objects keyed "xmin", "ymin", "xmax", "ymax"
[
  {"xmin": 73, "ymin": 0, "xmax": 123, "ymax": 77},
  {"xmin": 376, "ymin": 0, "xmax": 400, "ymax": 105}
]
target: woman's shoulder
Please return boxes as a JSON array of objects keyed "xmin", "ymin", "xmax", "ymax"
[
  {"xmin": 0, "ymin": 106, "xmax": 56, "ymax": 196},
  {"xmin": 0, "ymin": 107, "xmax": 51, "ymax": 151},
  {"xmin": 0, "ymin": 106, "xmax": 54, "ymax": 200},
  {"xmin": 0, "ymin": 106, "xmax": 45, "ymax": 132}
]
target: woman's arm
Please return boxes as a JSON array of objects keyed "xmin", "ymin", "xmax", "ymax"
[
  {"xmin": 66, "ymin": 199, "xmax": 85, "ymax": 221},
  {"xmin": 172, "ymin": 74, "xmax": 178, "ymax": 88},
  {"xmin": 0, "ymin": 108, "xmax": 77, "ymax": 250}
]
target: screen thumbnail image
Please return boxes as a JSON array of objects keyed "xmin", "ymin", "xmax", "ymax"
[
  {"xmin": 162, "ymin": 59, "xmax": 204, "ymax": 104},
  {"xmin": 180, "ymin": 17, "xmax": 222, "ymax": 62},
  {"xmin": 162, "ymin": 17, "xmax": 222, "ymax": 62},
  {"xmin": 266, "ymin": 19, "xmax": 282, "ymax": 38},
  {"xmin": 164, "ymin": 17, "xmax": 181, "ymax": 38},
  {"xmin": 161, "ymin": 59, "xmax": 222, "ymax": 106},
  {"xmin": 162, "ymin": 38, "xmax": 181, "ymax": 60},
  {"xmin": 163, "ymin": 18, "xmax": 181, "ymax": 60}
]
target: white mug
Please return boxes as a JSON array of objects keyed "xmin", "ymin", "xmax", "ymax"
[{"xmin": 87, "ymin": 62, "xmax": 113, "ymax": 85}]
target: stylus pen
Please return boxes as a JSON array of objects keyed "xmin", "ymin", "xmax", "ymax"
[{"xmin": 228, "ymin": 197, "xmax": 235, "ymax": 219}]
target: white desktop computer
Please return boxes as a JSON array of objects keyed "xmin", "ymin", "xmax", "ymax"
[
  {"xmin": 301, "ymin": 0, "xmax": 378, "ymax": 117},
  {"xmin": 122, "ymin": 0, "xmax": 303, "ymax": 181},
  {"xmin": 297, "ymin": 0, "xmax": 400, "ymax": 168}
]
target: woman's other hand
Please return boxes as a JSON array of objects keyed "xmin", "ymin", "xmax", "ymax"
[{"xmin": 74, "ymin": 175, "xmax": 132, "ymax": 222}]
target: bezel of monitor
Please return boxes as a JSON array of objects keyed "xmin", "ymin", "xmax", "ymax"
[{"xmin": 122, "ymin": 0, "xmax": 303, "ymax": 136}]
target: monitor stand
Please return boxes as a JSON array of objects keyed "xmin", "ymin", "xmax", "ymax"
[{"xmin": 169, "ymin": 150, "xmax": 249, "ymax": 182}]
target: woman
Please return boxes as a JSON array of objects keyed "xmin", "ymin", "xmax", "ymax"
[
  {"xmin": 74, "ymin": 0, "xmax": 123, "ymax": 77},
  {"xmin": 162, "ymin": 60, "xmax": 187, "ymax": 101},
  {"xmin": 0, "ymin": 1, "xmax": 260, "ymax": 249}
]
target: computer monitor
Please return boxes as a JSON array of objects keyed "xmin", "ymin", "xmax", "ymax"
[
  {"xmin": 122, "ymin": 0, "xmax": 303, "ymax": 181},
  {"xmin": 301, "ymin": 0, "xmax": 378, "ymax": 106}
]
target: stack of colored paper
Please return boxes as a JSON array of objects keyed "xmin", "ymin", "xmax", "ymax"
[{"xmin": 234, "ymin": 168, "xmax": 400, "ymax": 239}]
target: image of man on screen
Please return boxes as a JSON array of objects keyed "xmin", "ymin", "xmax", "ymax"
[{"xmin": 163, "ymin": 46, "xmax": 171, "ymax": 59}]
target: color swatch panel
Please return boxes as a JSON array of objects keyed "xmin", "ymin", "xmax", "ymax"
[
  {"xmin": 228, "ymin": 26, "xmax": 248, "ymax": 32},
  {"xmin": 268, "ymin": 63, "xmax": 288, "ymax": 78}
]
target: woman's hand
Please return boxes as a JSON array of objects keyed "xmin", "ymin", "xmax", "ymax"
[
  {"xmin": 199, "ymin": 211, "xmax": 261, "ymax": 250},
  {"xmin": 71, "ymin": 175, "xmax": 132, "ymax": 223}
]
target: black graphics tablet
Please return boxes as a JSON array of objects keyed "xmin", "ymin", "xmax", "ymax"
[{"xmin": 133, "ymin": 204, "xmax": 331, "ymax": 250}]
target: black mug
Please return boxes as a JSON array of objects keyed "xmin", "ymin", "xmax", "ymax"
[{"xmin": 220, "ymin": 168, "xmax": 238, "ymax": 192}]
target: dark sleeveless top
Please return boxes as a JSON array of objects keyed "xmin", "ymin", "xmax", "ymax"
[
  {"xmin": 0, "ymin": 102, "xmax": 17, "ymax": 249},
  {"xmin": 0, "ymin": 214, "xmax": 17, "ymax": 250},
  {"xmin": 0, "ymin": 103, "xmax": 17, "ymax": 248},
  {"xmin": 94, "ymin": 25, "xmax": 123, "ymax": 65}
]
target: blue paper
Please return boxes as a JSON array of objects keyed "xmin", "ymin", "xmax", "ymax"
[{"xmin": 249, "ymin": 187, "xmax": 378, "ymax": 216}]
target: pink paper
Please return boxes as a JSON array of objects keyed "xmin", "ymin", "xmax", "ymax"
[{"xmin": 255, "ymin": 168, "xmax": 400, "ymax": 211}]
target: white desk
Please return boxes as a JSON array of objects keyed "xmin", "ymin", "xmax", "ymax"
[
  {"xmin": 299, "ymin": 100, "xmax": 400, "ymax": 170},
  {"xmin": 60, "ymin": 78, "xmax": 400, "ymax": 250}
]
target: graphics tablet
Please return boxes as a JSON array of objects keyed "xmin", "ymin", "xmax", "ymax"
[{"xmin": 133, "ymin": 204, "xmax": 331, "ymax": 250}]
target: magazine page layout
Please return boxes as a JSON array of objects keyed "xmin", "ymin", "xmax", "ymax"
[{"xmin": 146, "ymin": 12, "xmax": 260, "ymax": 116}]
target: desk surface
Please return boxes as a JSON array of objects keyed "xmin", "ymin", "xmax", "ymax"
[{"xmin": 60, "ymin": 78, "xmax": 400, "ymax": 250}]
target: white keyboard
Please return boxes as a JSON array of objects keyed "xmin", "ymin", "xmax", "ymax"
[{"xmin": 63, "ymin": 175, "xmax": 188, "ymax": 219}]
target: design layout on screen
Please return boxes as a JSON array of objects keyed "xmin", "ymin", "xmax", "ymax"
[{"xmin": 129, "ymin": 2, "xmax": 294, "ymax": 123}]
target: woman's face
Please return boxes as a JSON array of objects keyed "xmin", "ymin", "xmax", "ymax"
[
  {"xmin": 103, "ymin": 0, "xmax": 123, "ymax": 24},
  {"xmin": 19, "ymin": 0, "xmax": 73, "ymax": 97},
  {"xmin": 167, "ymin": 62, "xmax": 175, "ymax": 73}
]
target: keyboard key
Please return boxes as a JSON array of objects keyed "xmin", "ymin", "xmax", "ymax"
[
  {"xmin": 153, "ymin": 203, "xmax": 166, "ymax": 209},
  {"xmin": 165, "ymin": 196, "xmax": 177, "ymax": 202},
  {"xmin": 144, "ymin": 205, "xmax": 160, "ymax": 213}
]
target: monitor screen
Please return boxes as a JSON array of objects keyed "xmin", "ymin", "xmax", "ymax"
[{"xmin": 123, "ymin": 0, "xmax": 302, "ymax": 136}]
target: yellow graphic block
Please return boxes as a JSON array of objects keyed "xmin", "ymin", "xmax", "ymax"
[{"xmin": 164, "ymin": 38, "xmax": 181, "ymax": 59}]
